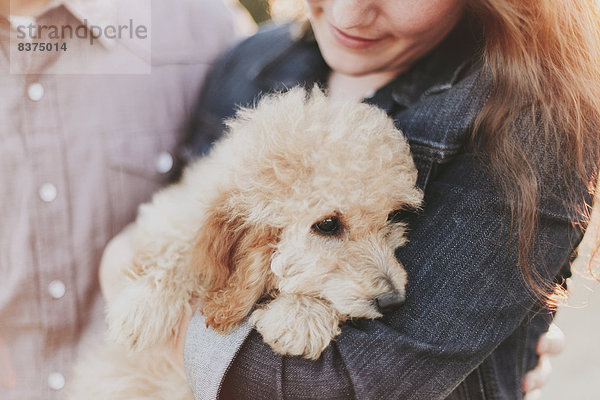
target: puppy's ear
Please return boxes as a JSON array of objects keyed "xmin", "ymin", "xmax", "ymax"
[{"xmin": 193, "ymin": 200, "xmax": 279, "ymax": 332}]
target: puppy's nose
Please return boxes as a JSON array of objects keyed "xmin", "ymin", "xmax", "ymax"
[{"xmin": 375, "ymin": 292, "xmax": 405, "ymax": 314}]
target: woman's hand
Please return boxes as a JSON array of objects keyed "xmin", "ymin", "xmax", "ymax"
[{"xmin": 523, "ymin": 324, "xmax": 566, "ymax": 399}]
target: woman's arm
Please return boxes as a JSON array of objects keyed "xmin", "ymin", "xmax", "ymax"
[{"xmin": 183, "ymin": 151, "xmax": 581, "ymax": 400}]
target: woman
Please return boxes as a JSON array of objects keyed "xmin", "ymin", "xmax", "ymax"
[{"xmin": 103, "ymin": 0, "xmax": 599, "ymax": 398}]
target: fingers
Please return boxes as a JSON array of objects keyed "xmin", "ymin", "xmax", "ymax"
[
  {"xmin": 522, "ymin": 324, "xmax": 566, "ymax": 392},
  {"xmin": 522, "ymin": 355, "xmax": 552, "ymax": 393},
  {"xmin": 536, "ymin": 323, "xmax": 566, "ymax": 356},
  {"xmin": 523, "ymin": 323, "xmax": 566, "ymax": 394}
]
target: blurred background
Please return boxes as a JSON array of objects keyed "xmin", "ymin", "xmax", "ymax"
[{"xmin": 238, "ymin": 1, "xmax": 600, "ymax": 398}]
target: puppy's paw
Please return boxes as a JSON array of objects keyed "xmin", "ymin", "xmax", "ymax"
[
  {"xmin": 251, "ymin": 294, "xmax": 341, "ymax": 360},
  {"xmin": 106, "ymin": 282, "xmax": 184, "ymax": 351}
]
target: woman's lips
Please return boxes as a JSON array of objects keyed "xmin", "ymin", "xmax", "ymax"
[{"xmin": 329, "ymin": 25, "xmax": 385, "ymax": 50}]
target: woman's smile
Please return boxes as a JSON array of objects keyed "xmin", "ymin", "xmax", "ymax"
[{"xmin": 329, "ymin": 24, "xmax": 388, "ymax": 50}]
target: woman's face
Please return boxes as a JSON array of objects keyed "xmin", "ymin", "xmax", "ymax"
[{"xmin": 305, "ymin": 0, "xmax": 467, "ymax": 77}]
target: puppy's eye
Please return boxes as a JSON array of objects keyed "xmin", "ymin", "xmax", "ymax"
[{"xmin": 312, "ymin": 217, "xmax": 341, "ymax": 236}]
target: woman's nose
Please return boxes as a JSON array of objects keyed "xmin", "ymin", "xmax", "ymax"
[{"xmin": 330, "ymin": 0, "xmax": 378, "ymax": 30}]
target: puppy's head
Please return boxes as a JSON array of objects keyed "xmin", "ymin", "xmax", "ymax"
[
  {"xmin": 271, "ymin": 208, "xmax": 417, "ymax": 321},
  {"xmin": 196, "ymin": 88, "xmax": 423, "ymax": 330}
]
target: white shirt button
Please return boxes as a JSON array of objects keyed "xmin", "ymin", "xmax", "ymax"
[
  {"xmin": 28, "ymin": 82, "xmax": 44, "ymax": 101},
  {"xmin": 48, "ymin": 280, "xmax": 66, "ymax": 299},
  {"xmin": 155, "ymin": 151, "xmax": 174, "ymax": 174},
  {"xmin": 48, "ymin": 372, "xmax": 65, "ymax": 390},
  {"xmin": 39, "ymin": 183, "xmax": 57, "ymax": 202}
]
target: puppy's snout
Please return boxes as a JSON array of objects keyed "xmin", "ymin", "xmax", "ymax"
[{"xmin": 375, "ymin": 292, "xmax": 405, "ymax": 314}]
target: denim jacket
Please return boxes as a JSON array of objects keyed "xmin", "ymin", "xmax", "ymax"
[{"xmin": 182, "ymin": 23, "xmax": 583, "ymax": 400}]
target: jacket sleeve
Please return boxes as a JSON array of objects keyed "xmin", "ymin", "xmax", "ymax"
[{"xmin": 183, "ymin": 149, "xmax": 583, "ymax": 400}]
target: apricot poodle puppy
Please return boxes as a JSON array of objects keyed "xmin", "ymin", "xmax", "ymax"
[{"xmin": 67, "ymin": 87, "xmax": 422, "ymax": 399}]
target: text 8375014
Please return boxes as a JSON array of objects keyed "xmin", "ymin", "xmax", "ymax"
[{"xmin": 17, "ymin": 42, "xmax": 67, "ymax": 52}]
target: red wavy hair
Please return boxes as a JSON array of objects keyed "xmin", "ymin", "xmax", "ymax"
[{"xmin": 467, "ymin": 0, "xmax": 600, "ymax": 304}]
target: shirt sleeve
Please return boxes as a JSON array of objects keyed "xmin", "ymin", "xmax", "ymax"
[
  {"xmin": 184, "ymin": 313, "xmax": 253, "ymax": 400},
  {"xmin": 184, "ymin": 149, "xmax": 583, "ymax": 400}
]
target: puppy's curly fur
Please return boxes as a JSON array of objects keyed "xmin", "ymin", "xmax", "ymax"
[{"xmin": 67, "ymin": 88, "xmax": 422, "ymax": 399}]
